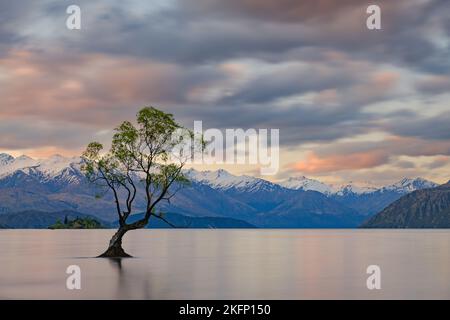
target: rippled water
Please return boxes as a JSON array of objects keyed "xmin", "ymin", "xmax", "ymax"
[{"xmin": 0, "ymin": 229, "xmax": 449, "ymax": 299}]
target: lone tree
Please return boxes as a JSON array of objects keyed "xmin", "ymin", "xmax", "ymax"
[{"xmin": 82, "ymin": 107, "xmax": 202, "ymax": 257}]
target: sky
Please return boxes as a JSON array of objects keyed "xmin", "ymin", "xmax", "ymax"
[{"xmin": 0, "ymin": 0, "xmax": 449, "ymax": 185}]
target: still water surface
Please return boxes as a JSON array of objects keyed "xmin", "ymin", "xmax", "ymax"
[{"xmin": 0, "ymin": 229, "xmax": 449, "ymax": 299}]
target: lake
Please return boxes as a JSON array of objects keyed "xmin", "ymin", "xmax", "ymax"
[{"xmin": 0, "ymin": 229, "xmax": 449, "ymax": 299}]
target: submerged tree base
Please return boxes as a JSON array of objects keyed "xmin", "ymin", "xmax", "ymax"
[{"xmin": 97, "ymin": 246, "xmax": 132, "ymax": 258}]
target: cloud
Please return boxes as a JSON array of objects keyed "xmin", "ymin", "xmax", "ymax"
[
  {"xmin": 385, "ymin": 112, "xmax": 450, "ymax": 141},
  {"xmin": 415, "ymin": 75, "xmax": 450, "ymax": 95},
  {"xmin": 394, "ymin": 160, "xmax": 416, "ymax": 169},
  {"xmin": 0, "ymin": 0, "xmax": 449, "ymax": 184},
  {"xmin": 2, "ymin": 0, "xmax": 445, "ymax": 72},
  {"xmin": 181, "ymin": 0, "xmax": 368, "ymax": 25},
  {"xmin": 0, "ymin": 48, "xmax": 393, "ymax": 149},
  {"xmin": 311, "ymin": 136, "xmax": 450, "ymax": 159},
  {"xmin": 0, "ymin": 49, "xmax": 227, "ymax": 125},
  {"xmin": 426, "ymin": 156, "xmax": 450, "ymax": 169},
  {"xmin": 288, "ymin": 136, "xmax": 450, "ymax": 175},
  {"xmin": 217, "ymin": 59, "xmax": 360, "ymax": 105},
  {"xmin": 0, "ymin": 118, "xmax": 97, "ymax": 152},
  {"xmin": 292, "ymin": 150, "xmax": 389, "ymax": 174}
]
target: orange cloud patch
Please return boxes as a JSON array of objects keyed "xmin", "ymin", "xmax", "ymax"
[
  {"xmin": 371, "ymin": 71, "xmax": 399, "ymax": 89},
  {"xmin": 9, "ymin": 147, "xmax": 82, "ymax": 159},
  {"xmin": 293, "ymin": 151, "xmax": 389, "ymax": 173}
]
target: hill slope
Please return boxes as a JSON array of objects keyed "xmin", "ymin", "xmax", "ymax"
[
  {"xmin": 361, "ymin": 182, "xmax": 450, "ymax": 228},
  {"xmin": 0, "ymin": 210, "xmax": 256, "ymax": 229},
  {"xmin": 252, "ymin": 190, "xmax": 364, "ymax": 228},
  {"xmin": 117, "ymin": 212, "xmax": 257, "ymax": 229},
  {"xmin": 0, "ymin": 210, "xmax": 111, "ymax": 229},
  {"xmin": 0, "ymin": 153, "xmax": 441, "ymax": 228},
  {"xmin": 329, "ymin": 178, "xmax": 438, "ymax": 215}
]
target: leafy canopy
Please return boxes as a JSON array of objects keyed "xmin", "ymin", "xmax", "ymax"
[{"xmin": 81, "ymin": 106, "xmax": 202, "ymax": 228}]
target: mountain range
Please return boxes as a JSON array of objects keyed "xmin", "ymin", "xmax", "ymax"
[
  {"xmin": 0, "ymin": 210, "xmax": 109, "ymax": 229},
  {"xmin": 0, "ymin": 153, "xmax": 443, "ymax": 228},
  {"xmin": 0, "ymin": 210, "xmax": 255, "ymax": 229},
  {"xmin": 362, "ymin": 181, "xmax": 450, "ymax": 228}
]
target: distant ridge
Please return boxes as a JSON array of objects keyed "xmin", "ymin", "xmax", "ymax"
[
  {"xmin": 279, "ymin": 175, "xmax": 437, "ymax": 195},
  {"xmin": 0, "ymin": 153, "xmax": 443, "ymax": 228},
  {"xmin": 0, "ymin": 210, "xmax": 111, "ymax": 229},
  {"xmin": 361, "ymin": 181, "xmax": 450, "ymax": 228},
  {"xmin": 0, "ymin": 153, "xmax": 438, "ymax": 196},
  {"xmin": 115, "ymin": 212, "xmax": 257, "ymax": 229},
  {"xmin": 0, "ymin": 209, "xmax": 256, "ymax": 229}
]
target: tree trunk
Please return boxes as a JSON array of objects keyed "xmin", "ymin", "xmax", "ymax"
[{"xmin": 98, "ymin": 227, "xmax": 132, "ymax": 258}]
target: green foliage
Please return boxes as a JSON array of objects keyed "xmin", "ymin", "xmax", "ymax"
[
  {"xmin": 81, "ymin": 106, "xmax": 204, "ymax": 229},
  {"xmin": 49, "ymin": 217, "xmax": 103, "ymax": 229}
]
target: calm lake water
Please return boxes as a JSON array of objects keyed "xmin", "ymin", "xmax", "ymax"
[{"xmin": 0, "ymin": 229, "xmax": 449, "ymax": 299}]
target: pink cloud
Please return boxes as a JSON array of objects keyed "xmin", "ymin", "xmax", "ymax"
[
  {"xmin": 292, "ymin": 150, "xmax": 389, "ymax": 174},
  {"xmin": 0, "ymin": 50, "xmax": 225, "ymax": 125}
]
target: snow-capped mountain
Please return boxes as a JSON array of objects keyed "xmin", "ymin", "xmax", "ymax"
[
  {"xmin": 0, "ymin": 153, "xmax": 81, "ymax": 178},
  {"xmin": 381, "ymin": 178, "xmax": 438, "ymax": 194},
  {"xmin": 0, "ymin": 153, "xmax": 14, "ymax": 166},
  {"xmin": 279, "ymin": 175, "xmax": 436, "ymax": 196},
  {"xmin": 279, "ymin": 174, "xmax": 439, "ymax": 215},
  {"xmin": 279, "ymin": 176, "xmax": 334, "ymax": 194},
  {"xmin": 0, "ymin": 153, "xmax": 444, "ymax": 226},
  {"xmin": 280, "ymin": 175, "xmax": 380, "ymax": 195},
  {"xmin": 280, "ymin": 175, "xmax": 378, "ymax": 195},
  {"xmin": 0, "ymin": 153, "xmax": 439, "ymax": 197},
  {"xmin": 328, "ymin": 178, "xmax": 439, "ymax": 216},
  {"xmin": 185, "ymin": 168, "xmax": 280, "ymax": 192},
  {"xmin": 334, "ymin": 182, "xmax": 378, "ymax": 196},
  {"xmin": 184, "ymin": 168, "xmax": 288, "ymax": 213}
]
